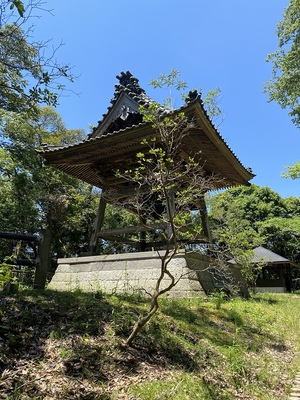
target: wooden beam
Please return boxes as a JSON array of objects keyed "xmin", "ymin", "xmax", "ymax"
[
  {"xmin": 0, "ymin": 232, "xmax": 37, "ymax": 241},
  {"xmin": 0, "ymin": 258, "xmax": 36, "ymax": 266},
  {"xmin": 97, "ymin": 234, "xmax": 140, "ymax": 246},
  {"xmin": 97, "ymin": 222, "xmax": 167, "ymax": 237}
]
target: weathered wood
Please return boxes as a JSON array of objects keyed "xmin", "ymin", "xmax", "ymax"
[
  {"xmin": 97, "ymin": 234, "xmax": 140, "ymax": 246},
  {"xmin": 98, "ymin": 222, "xmax": 167, "ymax": 237},
  {"xmin": 197, "ymin": 195, "xmax": 213, "ymax": 244},
  {"xmin": 34, "ymin": 229, "xmax": 51, "ymax": 290},
  {"xmin": 0, "ymin": 232, "xmax": 37, "ymax": 242},
  {"xmin": 98, "ymin": 235, "xmax": 207, "ymax": 249},
  {"xmin": 98, "ymin": 223, "xmax": 206, "ymax": 244},
  {"xmin": 89, "ymin": 195, "xmax": 107, "ymax": 253},
  {"xmin": 40, "ymin": 102, "xmax": 255, "ymax": 190},
  {"xmin": 139, "ymin": 218, "xmax": 147, "ymax": 251}
]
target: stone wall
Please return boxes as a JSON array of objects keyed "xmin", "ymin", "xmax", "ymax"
[{"xmin": 47, "ymin": 250, "xmax": 247, "ymax": 297}]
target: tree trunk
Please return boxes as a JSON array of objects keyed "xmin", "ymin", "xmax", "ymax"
[{"xmin": 124, "ymin": 247, "xmax": 177, "ymax": 347}]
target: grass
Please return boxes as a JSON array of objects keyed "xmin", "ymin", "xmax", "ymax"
[{"xmin": 1, "ymin": 289, "xmax": 300, "ymax": 399}]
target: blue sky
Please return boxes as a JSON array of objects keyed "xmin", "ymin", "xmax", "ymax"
[{"xmin": 32, "ymin": 0, "xmax": 299, "ymax": 198}]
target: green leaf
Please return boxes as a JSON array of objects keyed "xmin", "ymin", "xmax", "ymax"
[{"xmin": 10, "ymin": 1, "xmax": 25, "ymax": 17}]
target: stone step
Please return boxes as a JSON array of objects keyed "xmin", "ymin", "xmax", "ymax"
[{"xmin": 288, "ymin": 372, "xmax": 300, "ymax": 399}]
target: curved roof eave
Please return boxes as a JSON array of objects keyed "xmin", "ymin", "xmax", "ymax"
[{"xmin": 180, "ymin": 97, "xmax": 255, "ymax": 182}]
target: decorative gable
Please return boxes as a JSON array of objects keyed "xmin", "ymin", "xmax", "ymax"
[
  {"xmin": 91, "ymin": 92, "xmax": 142, "ymax": 137},
  {"xmin": 90, "ymin": 71, "xmax": 154, "ymax": 138}
]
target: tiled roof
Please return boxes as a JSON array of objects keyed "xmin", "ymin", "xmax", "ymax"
[
  {"xmin": 182, "ymin": 90, "xmax": 254, "ymax": 176},
  {"xmin": 39, "ymin": 71, "xmax": 255, "ymax": 189},
  {"xmin": 230, "ymin": 246, "xmax": 299, "ymax": 267},
  {"xmin": 251, "ymin": 246, "xmax": 290, "ymax": 264},
  {"xmin": 42, "ymin": 73, "xmax": 251, "ymax": 174}
]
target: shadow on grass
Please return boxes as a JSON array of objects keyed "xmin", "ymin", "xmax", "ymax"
[
  {"xmin": 0, "ymin": 288, "xmax": 289, "ymax": 399},
  {"xmin": 0, "ymin": 289, "xmax": 113, "ymax": 362},
  {"xmin": 158, "ymin": 297, "xmax": 283, "ymax": 353},
  {"xmin": 158, "ymin": 301, "xmax": 234, "ymax": 347},
  {"xmin": 0, "ymin": 288, "xmax": 116, "ymax": 398},
  {"xmin": 251, "ymin": 296, "xmax": 279, "ymax": 305}
]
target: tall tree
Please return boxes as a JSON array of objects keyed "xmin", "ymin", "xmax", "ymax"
[
  {"xmin": 0, "ymin": 0, "xmax": 74, "ymax": 118},
  {"xmin": 257, "ymin": 217, "xmax": 300, "ymax": 264},
  {"xmin": 264, "ymin": 0, "xmax": 300, "ymax": 177},
  {"xmin": 0, "ymin": 108, "xmax": 99, "ymax": 283},
  {"xmin": 265, "ymin": 0, "xmax": 300, "ymax": 127},
  {"xmin": 209, "ymin": 185, "xmax": 300, "ymax": 263}
]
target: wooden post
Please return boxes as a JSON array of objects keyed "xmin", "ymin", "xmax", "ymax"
[
  {"xmin": 34, "ymin": 228, "xmax": 51, "ymax": 289},
  {"xmin": 139, "ymin": 218, "xmax": 147, "ymax": 251},
  {"xmin": 89, "ymin": 194, "xmax": 107, "ymax": 254},
  {"xmin": 198, "ymin": 195, "xmax": 213, "ymax": 245}
]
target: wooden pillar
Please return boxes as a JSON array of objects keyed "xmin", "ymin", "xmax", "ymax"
[
  {"xmin": 89, "ymin": 194, "xmax": 107, "ymax": 254},
  {"xmin": 139, "ymin": 218, "xmax": 147, "ymax": 251},
  {"xmin": 34, "ymin": 228, "xmax": 51, "ymax": 289},
  {"xmin": 198, "ymin": 195, "xmax": 213, "ymax": 245}
]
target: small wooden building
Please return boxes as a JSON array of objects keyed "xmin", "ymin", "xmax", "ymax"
[
  {"xmin": 39, "ymin": 71, "xmax": 255, "ymax": 252},
  {"xmin": 233, "ymin": 246, "xmax": 300, "ymax": 293}
]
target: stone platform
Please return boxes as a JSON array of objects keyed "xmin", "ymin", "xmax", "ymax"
[{"xmin": 48, "ymin": 250, "xmax": 246, "ymax": 298}]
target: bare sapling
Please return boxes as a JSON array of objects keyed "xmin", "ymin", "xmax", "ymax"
[{"xmin": 105, "ymin": 101, "xmax": 223, "ymax": 347}]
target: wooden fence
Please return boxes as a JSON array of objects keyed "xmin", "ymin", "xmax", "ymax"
[{"xmin": 0, "ymin": 229, "xmax": 51, "ymax": 291}]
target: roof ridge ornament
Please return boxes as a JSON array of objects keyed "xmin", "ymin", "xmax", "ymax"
[
  {"xmin": 115, "ymin": 71, "xmax": 145, "ymax": 96},
  {"xmin": 185, "ymin": 89, "xmax": 202, "ymax": 104}
]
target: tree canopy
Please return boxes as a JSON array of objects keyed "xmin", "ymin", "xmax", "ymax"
[
  {"xmin": 209, "ymin": 184, "xmax": 300, "ymax": 264},
  {"xmin": 0, "ymin": 107, "xmax": 98, "ymax": 259},
  {"xmin": 0, "ymin": 1, "xmax": 74, "ymax": 118},
  {"xmin": 265, "ymin": 0, "xmax": 300, "ymax": 179},
  {"xmin": 282, "ymin": 162, "xmax": 300, "ymax": 180},
  {"xmin": 265, "ymin": 0, "xmax": 300, "ymax": 128}
]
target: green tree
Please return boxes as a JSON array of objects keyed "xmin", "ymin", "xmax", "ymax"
[
  {"xmin": 283, "ymin": 196, "xmax": 300, "ymax": 217},
  {"xmin": 0, "ymin": 107, "xmax": 99, "ymax": 285},
  {"xmin": 88, "ymin": 69, "xmax": 251, "ymax": 346},
  {"xmin": 264, "ymin": 0, "xmax": 300, "ymax": 177},
  {"xmin": 265, "ymin": 0, "xmax": 300, "ymax": 127},
  {"xmin": 257, "ymin": 217, "xmax": 300, "ymax": 264},
  {"xmin": 209, "ymin": 185, "xmax": 300, "ymax": 263},
  {"xmin": 150, "ymin": 68, "xmax": 223, "ymax": 124},
  {"xmin": 282, "ymin": 163, "xmax": 300, "ymax": 179},
  {"xmin": 0, "ymin": 1, "xmax": 74, "ymax": 117}
]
